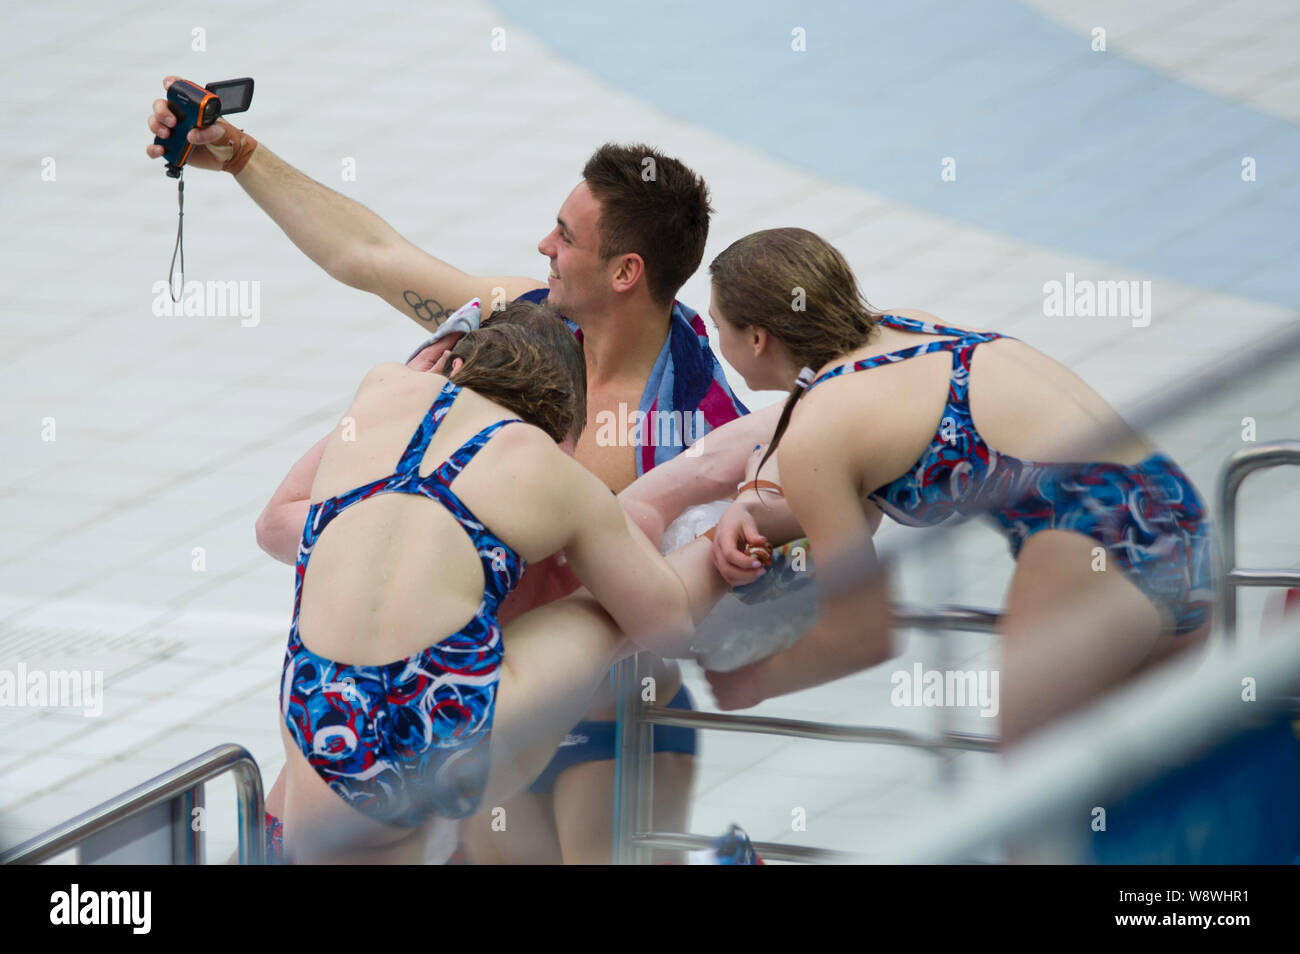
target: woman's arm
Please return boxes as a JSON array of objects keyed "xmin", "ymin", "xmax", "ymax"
[
  {"xmin": 704, "ymin": 410, "xmax": 894, "ymax": 708},
  {"xmin": 710, "ymin": 446, "xmax": 806, "ymax": 583},
  {"xmin": 255, "ymin": 433, "xmax": 329, "ymax": 564},
  {"xmin": 617, "ymin": 402, "xmax": 784, "ymax": 537},
  {"xmin": 546, "ymin": 450, "xmax": 707, "ymax": 656}
]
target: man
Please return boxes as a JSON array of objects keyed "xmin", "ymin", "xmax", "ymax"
[{"xmin": 148, "ymin": 78, "xmax": 749, "ymax": 863}]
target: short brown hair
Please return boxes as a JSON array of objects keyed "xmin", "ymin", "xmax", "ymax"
[
  {"xmin": 582, "ymin": 143, "xmax": 713, "ymax": 307},
  {"xmin": 449, "ymin": 299, "xmax": 587, "ymax": 444}
]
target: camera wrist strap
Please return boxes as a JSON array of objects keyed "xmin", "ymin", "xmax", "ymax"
[{"xmin": 168, "ymin": 173, "xmax": 185, "ymax": 303}]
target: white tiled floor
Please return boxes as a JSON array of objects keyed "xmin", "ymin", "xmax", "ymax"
[{"xmin": 1, "ymin": 1, "xmax": 1297, "ymax": 863}]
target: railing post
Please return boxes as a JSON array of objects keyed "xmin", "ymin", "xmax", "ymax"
[
  {"xmin": 1217, "ymin": 440, "xmax": 1300, "ymax": 645},
  {"xmin": 170, "ymin": 786, "xmax": 203, "ymax": 865},
  {"xmin": 612, "ymin": 653, "xmax": 650, "ymax": 864},
  {"xmin": 231, "ymin": 753, "xmax": 266, "ymax": 865}
]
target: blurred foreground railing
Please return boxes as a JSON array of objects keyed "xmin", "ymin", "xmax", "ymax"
[
  {"xmin": 864, "ymin": 616, "xmax": 1300, "ymax": 863},
  {"xmin": 612, "ymin": 605, "xmax": 1002, "ymax": 864},
  {"xmin": 1218, "ymin": 440, "xmax": 1300, "ymax": 643}
]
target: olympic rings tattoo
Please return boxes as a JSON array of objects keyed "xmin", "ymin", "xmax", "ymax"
[{"xmin": 403, "ymin": 290, "xmax": 450, "ymax": 324}]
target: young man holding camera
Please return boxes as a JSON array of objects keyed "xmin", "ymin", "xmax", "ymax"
[{"xmin": 147, "ymin": 77, "xmax": 748, "ymax": 864}]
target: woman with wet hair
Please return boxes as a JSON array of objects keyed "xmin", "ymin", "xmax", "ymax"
[
  {"xmin": 702, "ymin": 228, "xmax": 1213, "ymax": 744},
  {"xmin": 261, "ymin": 299, "xmax": 738, "ymax": 862}
]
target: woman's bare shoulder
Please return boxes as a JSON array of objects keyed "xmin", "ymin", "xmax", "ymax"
[
  {"xmin": 357, "ymin": 362, "xmax": 444, "ymax": 392},
  {"xmin": 480, "ymin": 414, "xmax": 560, "ymax": 457}
]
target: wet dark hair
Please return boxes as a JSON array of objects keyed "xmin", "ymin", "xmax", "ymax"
[
  {"xmin": 448, "ymin": 299, "xmax": 587, "ymax": 444},
  {"xmin": 582, "ymin": 142, "xmax": 713, "ymax": 307},
  {"xmin": 708, "ymin": 227, "xmax": 879, "ymax": 481}
]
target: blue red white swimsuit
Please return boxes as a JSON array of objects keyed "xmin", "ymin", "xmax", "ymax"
[
  {"xmin": 280, "ymin": 380, "xmax": 525, "ymax": 827},
  {"xmin": 805, "ymin": 314, "xmax": 1214, "ymax": 634}
]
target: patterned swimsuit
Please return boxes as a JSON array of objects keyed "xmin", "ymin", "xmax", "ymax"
[
  {"xmin": 805, "ymin": 315, "xmax": 1214, "ymax": 634},
  {"xmin": 281, "ymin": 380, "xmax": 525, "ymax": 828}
]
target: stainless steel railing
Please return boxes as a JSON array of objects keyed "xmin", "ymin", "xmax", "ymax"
[
  {"xmin": 0, "ymin": 744, "xmax": 265, "ymax": 866},
  {"xmin": 612, "ymin": 605, "xmax": 1001, "ymax": 864},
  {"xmin": 1217, "ymin": 440, "xmax": 1300, "ymax": 643}
]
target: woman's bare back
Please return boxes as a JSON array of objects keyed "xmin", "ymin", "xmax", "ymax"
[
  {"xmin": 801, "ymin": 308, "xmax": 1154, "ymax": 496},
  {"xmin": 295, "ymin": 364, "xmax": 577, "ymax": 667}
]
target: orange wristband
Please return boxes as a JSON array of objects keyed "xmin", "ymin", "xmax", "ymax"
[
  {"xmin": 214, "ymin": 119, "xmax": 259, "ymax": 176},
  {"xmin": 735, "ymin": 479, "xmax": 783, "ymax": 497}
]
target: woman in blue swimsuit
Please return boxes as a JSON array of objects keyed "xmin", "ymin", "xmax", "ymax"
[
  {"xmin": 701, "ymin": 228, "xmax": 1213, "ymax": 744},
  {"xmin": 273, "ymin": 300, "xmax": 730, "ymax": 862}
]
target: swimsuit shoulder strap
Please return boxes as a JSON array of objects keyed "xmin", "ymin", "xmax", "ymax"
[
  {"xmin": 806, "ymin": 315, "xmax": 1006, "ymax": 391},
  {"xmin": 876, "ymin": 313, "xmax": 999, "ymax": 339},
  {"xmin": 396, "ymin": 379, "xmax": 526, "ymax": 488},
  {"xmin": 430, "ymin": 418, "xmax": 525, "ymax": 491},
  {"xmin": 395, "ymin": 380, "xmax": 526, "ymax": 585},
  {"xmin": 297, "ymin": 381, "xmax": 459, "ymax": 554},
  {"xmin": 395, "ymin": 379, "xmax": 462, "ymax": 475}
]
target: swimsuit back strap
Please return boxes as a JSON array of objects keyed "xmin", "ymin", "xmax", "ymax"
[
  {"xmin": 806, "ymin": 315, "xmax": 1007, "ymax": 391},
  {"xmin": 426, "ymin": 417, "xmax": 529, "ymax": 601},
  {"xmin": 876, "ymin": 313, "xmax": 998, "ymax": 340},
  {"xmin": 395, "ymin": 380, "xmax": 462, "ymax": 476},
  {"xmin": 431, "ymin": 418, "xmax": 526, "ymax": 490},
  {"xmin": 807, "ymin": 338, "xmax": 963, "ymax": 390}
]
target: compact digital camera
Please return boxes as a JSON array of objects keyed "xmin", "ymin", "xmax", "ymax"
[{"xmin": 154, "ymin": 77, "xmax": 254, "ymax": 177}]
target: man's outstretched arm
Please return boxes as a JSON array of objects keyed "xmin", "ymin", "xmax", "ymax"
[{"xmin": 147, "ymin": 76, "xmax": 542, "ymax": 331}]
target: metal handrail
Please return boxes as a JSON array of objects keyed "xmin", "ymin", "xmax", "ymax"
[
  {"xmin": 631, "ymin": 829, "xmax": 859, "ymax": 863},
  {"xmin": 612, "ymin": 605, "xmax": 1003, "ymax": 863},
  {"xmin": 892, "ymin": 605, "xmax": 1001, "ymax": 633},
  {"xmin": 0, "ymin": 744, "xmax": 265, "ymax": 866},
  {"xmin": 644, "ymin": 706, "xmax": 998, "ymax": 751},
  {"xmin": 1217, "ymin": 440, "xmax": 1300, "ymax": 643}
]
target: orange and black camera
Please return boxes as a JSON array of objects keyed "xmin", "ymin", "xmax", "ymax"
[{"xmin": 155, "ymin": 77, "xmax": 254, "ymax": 177}]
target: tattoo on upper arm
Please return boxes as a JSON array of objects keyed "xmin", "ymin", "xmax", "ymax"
[{"xmin": 403, "ymin": 290, "xmax": 449, "ymax": 324}]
